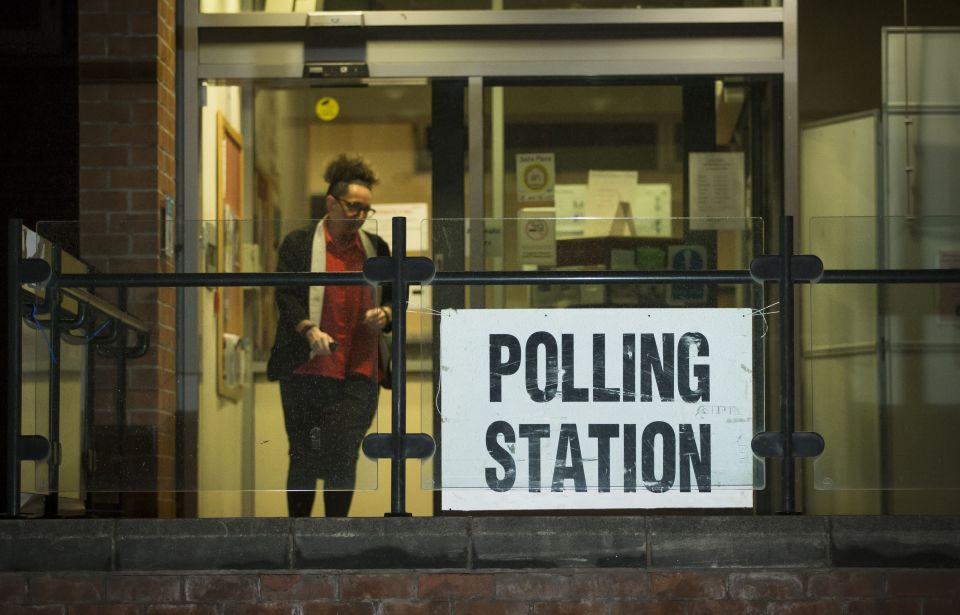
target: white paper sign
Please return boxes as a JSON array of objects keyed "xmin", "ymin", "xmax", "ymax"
[
  {"xmin": 518, "ymin": 207, "xmax": 557, "ymax": 267},
  {"xmin": 364, "ymin": 202, "xmax": 429, "ymax": 252},
  {"xmin": 554, "ymin": 184, "xmax": 586, "ymax": 239},
  {"xmin": 516, "ymin": 153, "xmax": 556, "ymax": 202},
  {"xmin": 940, "ymin": 250, "xmax": 960, "ymax": 324},
  {"xmin": 632, "ymin": 183, "xmax": 672, "ymax": 238},
  {"xmin": 689, "ymin": 152, "xmax": 747, "ymax": 230},
  {"xmin": 585, "ymin": 170, "xmax": 638, "ymax": 237},
  {"xmin": 440, "ymin": 308, "xmax": 755, "ymax": 510}
]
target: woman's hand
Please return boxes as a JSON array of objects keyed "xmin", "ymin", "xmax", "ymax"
[
  {"xmin": 299, "ymin": 321, "xmax": 337, "ymax": 356},
  {"xmin": 363, "ymin": 306, "xmax": 391, "ymax": 330}
]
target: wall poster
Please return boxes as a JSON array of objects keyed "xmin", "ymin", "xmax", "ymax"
[{"xmin": 217, "ymin": 112, "xmax": 245, "ymax": 400}]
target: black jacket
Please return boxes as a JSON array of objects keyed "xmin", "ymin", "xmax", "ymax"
[{"xmin": 266, "ymin": 224, "xmax": 392, "ymax": 381}]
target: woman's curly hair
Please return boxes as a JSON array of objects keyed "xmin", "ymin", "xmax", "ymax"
[{"xmin": 324, "ymin": 153, "xmax": 377, "ymax": 198}]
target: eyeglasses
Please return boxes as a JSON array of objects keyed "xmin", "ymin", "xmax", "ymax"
[{"xmin": 334, "ymin": 196, "xmax": 375, "ymax": 218}]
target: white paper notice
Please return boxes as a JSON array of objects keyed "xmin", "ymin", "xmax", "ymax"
[
  {"xmin": 517, "ymin": 153, "xmax": 556, "ymax": 202},
  {"xmin": 518, "ymin": 207, "xmax": 557, "ymax": 267},
  {"xmin": 689, "ymin": 152, "xmax": 747, "ymax": 230},
  {"xmin": 364, "ymin": 203, "xmax": 429, "ymax": 252},
  {"xmin": 940, "ymin": 250, "xmax": 960, "ymax": 324},
  {"xmin": 585, "ymin": 170, "xmax": 638, "ymax": 237},
  {"xmin": 632, "ymin": 183, "xmax": 672, "ymax": 238},
  {"xmin": 554, "ymin": 184, "xmax": 586, "ymax": 239}
]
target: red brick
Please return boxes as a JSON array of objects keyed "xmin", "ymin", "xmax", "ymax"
[
  {"xmin": 81, "ymin": 146, "xmax": 130, "ymax": 167},
  {"xmin": 80, "ymin": 190, "xmax": 129, "ymax": 212},
  {"xmin": 109, "ymin": 83, "xmax": 155, "ymax": 101},
  {"xmin": 418, "ymin": 574, "xmax": 494, "ymax": 600},
  {"xmin": 729, "ymin": 572, "xmax": 804, "ymax": 600},
  {"xmin": 220, "ymin": 604, "xmax": 296, "ymax": 615},
  {"xmin": 79, "ymin": 0, "xmax": 108, "ymax": 13},
  {"xmin": 111, "ymin": 168, "xmax": 157, "ymax": 190},
  {"xmin": 887, "ymin": 571, "xmax": 960, "ymax": 597},
  {"xmin": 260, "ymin": 574, "xmax": 337, "ymax": 600},
  {"xmin": 184, "ymin": 575, "xmax": 257, "ymax": 602},
  {"xmin": 0, "ymin": 575, "xmax": 27, "ymax": 603},
  {"xmin": 129, "ymin": 15, "xmax": 160, "ymax": 36},
  {"xmin": 378, "ymin": 601, "xmax": 450, "ymax": 615},
  {"xmin": 302, "ymin": 604, "xmax": 374, "ymax": 615},
  {"xmin": 69, "ymin": 606, "xmax": 140, "ymax": 615},
  {"xmin": 573, "ymin": 571, "xmax": 648, "ymax": 600},
  {"xmin": 79, "ymin": 31, "xmax": 108, "ymax": 53},
  {"xmin": 922, "ymin": 597, "xmax": 960, "ymax": 615},
  {"xmin": 649, "ymin": 571, "xmax": 726, "ymax": 600},
  {"xmin": 111, "ymin": 211, "xmax": 159, "ymax": 234},
  {"xmin": 80, "ymin": 169, "xmax": 109, "ymax": 190},
  {"xmin": 81, "ymin": 101, "xmax": 132, "ymax": 123},
  {"xmin": 533, "ymin": 601, "xmax": 607, "ymax": 615},
  {"xmin": 846, "ymin": 598, "xmax": 922, "ymax": 615},
  {"xmin": 111, "ymin": 125, "xmax": 157, "ymax": 147},
  {"xmin": 766, "ymin": 602, "xmax": 844, "ymax": 615},
  {"xmin": 685, "ymin": 602, "xmax": 764, "ymax": 615},
  {"xmin": 341, "ymin": 575, "xmax": 416, "ymax": 600},
  {"xmin": 29, "ymin": 576, "xmax": 103, "ymax": 604},
  {"xmin": 106, "ymin": 575, "xmax": 180, "ymax": 603},
  {"xmin": 109, "ymin": 0, "xmax": 157, "ymax": 13},
  {"xmin": 450, "ymin": 601, "xmax": 527, "ymax": 615},
  {"xmin": 807, "ymin": 571, "xmax": 885, "ymax": 598},
  {"xmin": 146, "ymin": 607, "xmax": 217, "ymax": 615},
  {"xmin": 610, "ymin": 603, "xmax": 686, "ymax": 615},
  {"xmin": 494, "ymin": 573, "xmax": 571, "ymax": 601}
]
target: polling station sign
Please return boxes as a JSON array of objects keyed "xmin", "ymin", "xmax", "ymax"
[{"xmin": 439, "ymin": 308, "xmax": 754, "ymax": 510}]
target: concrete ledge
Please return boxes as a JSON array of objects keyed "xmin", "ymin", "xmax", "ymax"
[
  {"xmin": 648, "ymin": 516, "xmax": 828, "ymax": 568},
  {"xmin": 294, "ymin": 517, "xmax": 470, "ymax": 569},
  {"xmin": 0, "ymin": 519, "xmax": 113, "ymax": 571},
  {"xmin": 115, "ymin": 518, "xmax": 292, "ymax": 571},
  {"xmin": 1, "ymin": 516, "xmax": 959, "ymax": 572},
  {"xmin": 471, "ymin": 516, "xmax": 646, "ymax": 569},
  {"xmin": 831, "ymin": 516, "xmax": 960, "ymax": 568}
]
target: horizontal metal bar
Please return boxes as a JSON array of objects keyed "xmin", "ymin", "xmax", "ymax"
[
  {"xmin": 432, "ymin": 270, "xmax": 756, "ymax": 285},
  {"xmin": 363, "ymin": 8, "xmax": 784, "ymax": 27},
  {"xmin": 55, "ymin": 271, "xmax": 370, "ymax": 288},
  {"xmin": 58, "ymin": 287, "xmax": 150, "ymax": 334},
  {"xmin": 52, "ymin": 268, "xmax": 960, "ymax": 289},
  {"xmin": 820, "ymin": 269, "xmax": 960, "ymax": 284},
  {"xmin": 197, "ymin": 8, "xmax": 784, "ymax": 29}
]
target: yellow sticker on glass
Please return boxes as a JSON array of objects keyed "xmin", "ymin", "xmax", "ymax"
[{"xmin": 315, "ymin": 97, "xmax": 340, "ymax": 122}]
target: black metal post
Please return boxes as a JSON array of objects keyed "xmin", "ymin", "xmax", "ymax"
[
  {"xmin": 44, "ymin": 247, "xmax": 63, "ymax": 517},
  {"xmin": 116, "ymin": 287, "xmax": 128, "ymax": 500},
  {"xmin": 4, "ymin": 219, "xmax": 23, "ymax": 517},
  {"xmin": 779, "ymin": 215, "xmax": 796, "ymax": 514},
  {"xmin": 388, "ymin": 216, "xmax": 410, "ymax": 516}
]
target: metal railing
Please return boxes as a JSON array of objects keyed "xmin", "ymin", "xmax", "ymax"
[{"xmin": 5, "ymin": 216, "xmax": 960, "ymax": 518}]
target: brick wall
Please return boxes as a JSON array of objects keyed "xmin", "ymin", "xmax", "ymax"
[
  {"xmin": 2, "ymin": 517, "xmax": 959, "ymax": 612},
  {"xmin": 2, "ymin": 569, "xmax": 959, "ymax": 614},
  {"xmin": 77, "ymin": 0, "xmax": 177, "ymax": 516}
]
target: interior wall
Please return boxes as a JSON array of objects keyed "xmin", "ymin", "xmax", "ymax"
[
  {"xmin": 798, "ymin": 0, "xmax": 960, "ymax": 123},
  {"xmin": 798, "ymin": 114, "xmax": 882, "ymax": 514},
  {"xmin": 197, "ymin": 84, "xmax": 246, "ymax": 517}
]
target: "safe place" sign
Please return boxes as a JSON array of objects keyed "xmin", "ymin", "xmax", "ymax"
[{"xmin": 439, "ymin": 308, "xmax": 754, "ymax": 510}]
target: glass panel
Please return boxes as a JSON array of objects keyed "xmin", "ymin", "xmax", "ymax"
[
  {"xmin": 201, "ymin": 1, "xmax": 777, "ymax": 15},
  {"xmin": 808, "ymin": 216, "xmax": 960, "ymax": 499},
  {"xmin": 482, "ymin": 79, "xmax": 773, "ymax": 265},
  {"xmin": 22, "ymin": 219, "xmax": 387, "ymax": 514},
  {"xmin": 19, "ymin": 225, "xmax": 88, "ymax": 516},
  {"xmin": 421, "ymin": 217, "xmax": 765, "ymax": 512}
]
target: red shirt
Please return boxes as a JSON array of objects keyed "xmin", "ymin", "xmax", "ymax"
[{"xmin": 294, "ymin": 227, "xmax": 379, "ymax": 381}]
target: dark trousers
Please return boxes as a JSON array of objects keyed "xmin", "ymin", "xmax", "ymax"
[{"xmin": 279, "ymin": 373, "xmax": 379, "ymax": 517}]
